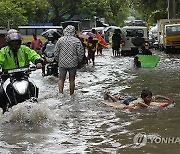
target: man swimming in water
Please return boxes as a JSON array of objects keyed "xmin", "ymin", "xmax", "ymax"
[{"xmin": 104, "ymin": 89, "xmax": 174, "ymax": 109}]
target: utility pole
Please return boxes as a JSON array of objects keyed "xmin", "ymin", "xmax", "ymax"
[
  {"xmin": 168, "ymin": 0, "xmax": 176, "ymax": 19},
  {"xmin": 7, "ymin": 20, "xmax": 13, "ymax": 30}
]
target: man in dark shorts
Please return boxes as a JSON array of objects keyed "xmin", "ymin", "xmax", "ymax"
[
  {"xmin": 112, "ymin": 29, "xmax": 122, "ymax": 56},
  {"xmin": 54, "ymin": 25, "xmax": 84, "ymax": 96}
]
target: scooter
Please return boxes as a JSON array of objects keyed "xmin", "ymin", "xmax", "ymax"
[
  {"xmin": 0, "ymin": 66, "xmax": 38, "ymax": 113},
  {"xmin": 42, "ymin": 41, "xmax": 58, "ymax": 77}
]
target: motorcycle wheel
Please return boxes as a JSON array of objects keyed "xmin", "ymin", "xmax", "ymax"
[
  {"xmin": 53, "ymin": 65, "xmax": 58, "ymax": 77},
  {"xmin": 47, "ymin": 68, "xmax": 53, "ymax": 76}
]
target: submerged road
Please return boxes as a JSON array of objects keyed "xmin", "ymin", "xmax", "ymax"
[{"xmin": 0, "ymin": 48, "xmax": 180, "ymax": 154}]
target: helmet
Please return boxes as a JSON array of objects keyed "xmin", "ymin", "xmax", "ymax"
[
  {"xmin": 47, "ymin": 33, "xmax": 54, "ymax": 41},
  {"xmin": 47, "ymin": 33, "xmax": 53, "ymax": 37},
  {"xmin": 6, "ymin": 32, "xmax": 22, "ymax": 43},
  {"xmin": 6, "ymin": 32, "xmax": 22, "ymax": 51}
]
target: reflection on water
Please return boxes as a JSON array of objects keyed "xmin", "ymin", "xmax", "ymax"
[{"xmin": 0, "ymin": 50, "xmax": 180, "ymax": 153}]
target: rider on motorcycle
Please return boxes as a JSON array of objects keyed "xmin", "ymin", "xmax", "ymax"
[
  {"xmin": 41, "ymin": 33, "xmax": 57, "ymax": 53},
  {"xmin": 41, "ymin": 33, "xmax": 58, "ymax": 77},
  {"xmin": 0, "ymin": 29, "xmax": 43, "ymax": 113}
]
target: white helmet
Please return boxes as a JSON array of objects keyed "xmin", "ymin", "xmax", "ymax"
[{"xmin": 6, "ymin": 32, "xmax": 22, "ymax": 43}]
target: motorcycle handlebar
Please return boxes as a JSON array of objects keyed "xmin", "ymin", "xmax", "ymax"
[{"xmin": 1, "ymin": 66, "xmax": 37, "ymax": 76}]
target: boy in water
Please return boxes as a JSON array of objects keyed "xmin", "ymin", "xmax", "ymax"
[{"xmin": 104, "ymin": 89, "xmax": 173, "ymax": 109}]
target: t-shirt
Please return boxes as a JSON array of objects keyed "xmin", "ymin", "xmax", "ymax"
[{"xmin": 30, "ymin": 38, "xmax": 42, "ymax": 53}]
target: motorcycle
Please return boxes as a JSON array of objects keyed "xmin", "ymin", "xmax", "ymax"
[
  {"xmin": 42, "ymin": 41, "xmax": 58, "ymax": 77},
  {"xmin": 0, "ymin": 66, "xmax": 38, "ymax": 113}
]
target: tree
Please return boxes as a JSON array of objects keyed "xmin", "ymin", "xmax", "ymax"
[
  {"xmin": 0, "ymin": 0, "xmax": 49, "ymax": 28},
  {"xmin": 127, "ymin": 0, "xmax": 179, "ymax": 24},
  {"xmin": 0, "ymin": 1, "xmax": 27, "ymax": 28},
  {"xmin": 47, "ymin": 0, "xmax": 82, "ymax": 25},
  {"xmin": 47, "ymin": 0, "xmax": 129, "ymax": 26},
  {"xmin": 13, "ymin": 0, "xmax": 49, "ymax": 23},
  {"xmin": 79, "ymin": 0, "xmax": 129, "ymax": 26}
]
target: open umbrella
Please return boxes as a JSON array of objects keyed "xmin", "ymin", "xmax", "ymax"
[{"xmin": 41, "ymin": 29, "xmax": 61, "ymax": 40}]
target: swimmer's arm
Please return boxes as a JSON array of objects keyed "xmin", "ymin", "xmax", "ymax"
[
  {"xmin": 154, "ymin": 95, "xmax": 173, "ymax": 103},
  {"xmin": 107, "ymin": 94, "xmax": 119, "ymax": 102}
]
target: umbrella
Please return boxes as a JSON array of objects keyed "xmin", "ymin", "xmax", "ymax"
[
  {"xmin": 86, "ymin": 32, "xmax": 96, "ymax": 38},
  {"xmin": 41, "ymin": 29, "xmax": 61, "ymax": 39}
]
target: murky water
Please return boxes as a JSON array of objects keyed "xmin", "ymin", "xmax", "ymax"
[{"xmin": 0, "ymin": 49, "xmax": 180, "ymax": 154}]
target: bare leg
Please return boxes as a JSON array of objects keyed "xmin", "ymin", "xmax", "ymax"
[
  {"xmin": 99, "ymin": 49, "xmax": 102, "ymax": 55},
  {"xmin": 115, "ymin": 50, "xmax": 117, "ymax": 57},
  {"xmin": 117, "ymin": 49, "xmax": 120, "ymax": 56},
  {"xmin": 112, "ymin": 49, "xmax": 115, "ymax": 56},
  {"xmin": 58, "ymin": 76, "xmax": 65, "ymax": 94},
  {"xmin": 106, "ymin": 93, "xmax": 119, "ymax": 102},
  {"xmin": 105, "ymin": 92, "xmax": 125, "ymax": 102},
  {"xmin": 92, "ymin": 57, "xmax": 95, "ymax": 65},
  {"xmin": 69, "ymin": 75, "xmax": 75, "ymax": 95}
]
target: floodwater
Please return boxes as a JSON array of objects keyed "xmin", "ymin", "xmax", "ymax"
[{"xmin": 0, "ymin": 49, "xmax": 180, "ymax": 154}]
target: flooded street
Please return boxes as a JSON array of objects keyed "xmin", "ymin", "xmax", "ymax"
[{"xmin": 0, "ymin": 48, "xmax": 180, "ymax": 154}]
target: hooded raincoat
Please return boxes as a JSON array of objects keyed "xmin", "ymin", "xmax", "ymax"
[
  {"xmin": 54, "ymin": 25, "xmax": 84, "ymax": 68},
  {"xmin": 0, "ymin": 45, "xmax": 42, "ymax": 70}
]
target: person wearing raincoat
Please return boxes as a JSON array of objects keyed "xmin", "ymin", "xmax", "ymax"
[
  {"xmin": 0, "ymin": 30, "xmax": 43, "ymax": 112},
  {"xmin": 0, "ymin": 30, "xmax": 43, "ymax": 70},
  {"xmin": 54, "ymin": 25, "xmax": 84, "ymax": 96}
]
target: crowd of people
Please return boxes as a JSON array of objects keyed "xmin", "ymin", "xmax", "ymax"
[{"xmin": 0, "ymin": 25, "xmax": 174, "ymax": 112}]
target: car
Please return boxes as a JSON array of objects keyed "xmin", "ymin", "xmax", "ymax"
[{"xmin": 121, "ymin": 26, "xmax": 150, "ymax": 56}]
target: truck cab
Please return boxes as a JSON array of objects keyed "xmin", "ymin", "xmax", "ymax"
[
  {"xmin": 164, "ymin": 24, "xmax": 180, "ymax": 53},
  {"xmin": 157, "ymin": 19, "xmax": 180, "ymax": 53}
]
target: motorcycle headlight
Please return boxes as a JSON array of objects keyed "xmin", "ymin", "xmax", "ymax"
[
  {"xmin": 46, "ymin": 53, "xmax": 54, "ymax": 58},
  {"xmin": 12, "ymin": 81, "xmax": 29, "ymax": 95},
  {"xmin": 46, "ymin": 57, "xmax": 54, "ymax": 63}
]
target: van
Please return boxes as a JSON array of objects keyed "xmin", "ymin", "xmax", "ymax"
[{"xmin": 121, "ymin": 26, "xmax": 149, "ymax": 56}]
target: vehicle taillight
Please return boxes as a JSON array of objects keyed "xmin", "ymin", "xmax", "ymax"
[
  {"xmin": 121, "ymin": 41, "xmax": 125, "ymax": 46},
  {"xmin": 144, "ymin": 41, "xmax": 149, "ymax": 46}
]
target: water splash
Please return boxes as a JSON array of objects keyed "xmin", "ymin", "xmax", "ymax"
[{"xmin": 3, "ymin": 101, "xmax": 51, "ymax": 124}]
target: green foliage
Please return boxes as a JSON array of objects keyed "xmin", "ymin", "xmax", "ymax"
[
  {"xmin": 13, "ymin": 0, "xmax": 49, "ymax": 23},
  {"xmin": 0, "ymin": 0, "xmax": 179, "ymax": 29},
  {"xmin": 46, "ymin": 0, "xmax": 130, "ymax": 26},
  {"xmin": 0, "ymin": 0, "xmax": 49, "ymax": 28},
  {"xmin": 0, "ymin": 0, "xmax": 27, "ymax": 28},
  {"xmin": 128, "ymin": 0, "xmax": 170, "ymax": 24}
]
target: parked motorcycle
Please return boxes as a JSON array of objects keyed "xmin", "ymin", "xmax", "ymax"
[
  {"xmin": 0, "ymin": 66, "xmax": 38, "ymax": 113},
  {"xmin": 42, "ymin": 41, "xmax": 58, "ymax": 77}
]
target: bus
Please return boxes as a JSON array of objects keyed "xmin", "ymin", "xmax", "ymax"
[{"xmin": 18, "ymin": 26, "xmax": 63, "ymax": 45}]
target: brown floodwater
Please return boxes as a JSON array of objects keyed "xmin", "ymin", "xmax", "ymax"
[{"xmin": 0, "ymin": 49, "xmax": 179, "ymax": 154}]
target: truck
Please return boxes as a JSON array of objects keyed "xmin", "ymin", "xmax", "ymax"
[{"xmin": 157, "ymin": 19, "xmax": 180, "ymax": 53}]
